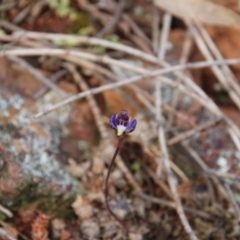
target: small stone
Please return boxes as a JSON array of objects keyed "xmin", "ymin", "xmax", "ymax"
[
  {"xmin": 52, "ymin": 218, "xmax": 65, "ymax": 231},
  {"xmin": 132, "ymin": 198, "xmax": 145, "ymax": 218},
  {"xmin": 109, "ymin": 199, "xmax": 131, "ymax": 219},
  {"xmin": 129, "ymin": 233, "xmax": 143, "ymax": 240},
  {"xmin": 51, "ymin": 218, "xmax": 65, "ymax": 239},
  {"xmin": 92, "ymin": 157, "xmax": 104, "ymax": 175},
  {"xmin": 80, "ymin": 220, "xmax": 100, "ymax": 239},
  {"xmin": 19, "ymin": 123, "xmax": 50, "ymax": 152},
  {"xmin": 72, "ymin": 196, "xmax": 93, "ymax": 220},
  {"xmin": 67, "ymin": 158, "xmax": 91, "ymax": 178}
]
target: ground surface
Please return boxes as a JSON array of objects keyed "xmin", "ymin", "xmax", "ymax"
[{"xmin": 1, "ymin": 0, "xmax": 240, "ymax": 239}]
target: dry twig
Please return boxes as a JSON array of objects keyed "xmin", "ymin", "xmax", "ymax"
[
  {"xmin": 168, "ymin": 117, "xmax": 222, "ymax": 146},
  {"xmin": 187, "ymin": 21, "xmax": 240, "ymax": 109},
  {"xmin": 0, "ymin": 228, "xmax": 16, "ymax": 240},
  {"xmin": 96, "ymin": 0, "xmax": 125, "ymax": 38},
  {"xmin": 138, "ymin": 192, "xmax": 212, "ymax": 220},
  {"xmin": 7, "ymin": 55, "xmax": 66, "ymax": 97},
  {"xmin": 158, "ymin": 13, "xmax": 172, "ymax": 60},
  {"xmin": 30, "ymin": 58, "xmax": 240, "ymax": 118},
  {"xmin": 155, "ymin": 80, "xmax": 198, "ymax": 240}
]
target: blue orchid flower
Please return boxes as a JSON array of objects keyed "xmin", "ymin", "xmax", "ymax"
[{"xmin": 110, "ymin": 110, "xmax": 137, "ymax": 136}]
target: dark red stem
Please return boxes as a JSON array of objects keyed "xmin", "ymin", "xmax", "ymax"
[{"xmin": 104, "ymin": 134, "xmax": 129, "ymax": 232}]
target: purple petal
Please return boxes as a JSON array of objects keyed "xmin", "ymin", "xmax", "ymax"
[
  {"xmin": 110, "ymin": 114, "xmax": 118, "ymax": 129},
  {"xmin": 126, "ymin": 119, "xmax": 137, "ymax": 133}
]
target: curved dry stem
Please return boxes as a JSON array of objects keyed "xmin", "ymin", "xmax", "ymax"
[{"xmin": 104, "ymin": 134, "xmax": 129, "ymax": 232}]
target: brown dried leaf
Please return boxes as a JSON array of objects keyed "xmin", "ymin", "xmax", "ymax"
[
  {"xmin": 1, "ymin": 224, "xmax": 18, "ymax": 239},
  {"xmin": 60, "ymin": 230, "xmax": 71, "ymax": 240},
  {"xmin": 72, "ymin": 196, "xmax": 93, "ymax": 220},
  {"xmin": 154, "ymin": 0, "xmax": 240, "ymax": 30},
  {"xmin": 91, "ymin": 157, "xmax": 104, "ymax": 175},
  {"xmin": 15, "ymin": 205, "xmax": 37, "ymax": 237},
  {"xmin": 31, "ymin": 213, "xmax": 50, "ymax": 240},
  {"xmin": 67, "ymin": 159, "xmax": 91, "ymax": 178}
]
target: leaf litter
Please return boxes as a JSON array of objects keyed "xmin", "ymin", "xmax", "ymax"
[{"xmin": 1, "ymin": 0, "xmax": 240, "ymax": 239}]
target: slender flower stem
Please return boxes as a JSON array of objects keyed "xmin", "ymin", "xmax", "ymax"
[{"xmin": 104, "ymin": 134, "xmax": 129, "ymax": 232}]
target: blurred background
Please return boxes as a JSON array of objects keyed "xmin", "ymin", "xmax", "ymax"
[{"xmin": 1, "ymin": 0, "xmax": 240, "ymax": 239}]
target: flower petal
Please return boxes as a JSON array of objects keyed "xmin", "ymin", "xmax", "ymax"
[
  {"xmin": 110, "ymin": 114, "xmax": 118, "ymax": 129},
  {"xmin": 126, "ymin": 119, "xmax": 137, "ymax": 133},
  {"xmin": 117, "ymin": 125, "xmax": 127, "ymax": 136}
]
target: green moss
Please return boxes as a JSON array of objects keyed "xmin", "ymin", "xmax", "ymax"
[
  {"xmin": 68, "ymin": 12, "xmax": 92, "ymax": 34},
  {"xmin": 0, "ymin": 212, "xmax": 7, "ymax": 221},
  {"xmin": 49, "ymin": 0, "xmax": 78, "ymax": 21},
  {"xmin": 1, "ymin": 182, "xmax": 78, "ymax": 221},
  {"xmin": 131, "ymin": 162, "xmax": 141, "ymax": 172}
]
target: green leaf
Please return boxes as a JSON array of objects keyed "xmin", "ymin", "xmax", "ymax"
[{"xmin": 131, "ymin": 162, "xmax": 141, "ymax": 171}]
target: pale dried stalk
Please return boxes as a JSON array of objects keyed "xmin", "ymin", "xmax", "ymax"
[
  {"xmin": 33, "ymin": 69, "xmax": 68, "ymax": 99},
  {"xmin": 64, "ymin": 63, "xmax": 109, "ymax": 141},
  {"xmin": 7, "ymin": 30, "xmax": 240, "ymax": 102},
  {"xmin": 182, "ymin": 143, "xmax": 229, "ymax": 200},
  {"xmin": 144, "ymin": 166, "xmax": 173, "ymax": 199},
  {"xmin": 138, "ymin": 192, "xmax": 212, "ymax": 220},
  {"xmin": 155, "ymin": 80, "xmax": 198, "ymax": 240},
  {"xmin": 179, "ymin": 31, "xmax": 193, "ymax": 64},
  {"xmin": 166, "ymin": 31, "xmax": 193, "ymax": 130},
  {"xmin": 9, "ymin": 33, "xmax": 239, "ymax": 150},
  {"xmin": 152, "ymin": 7, "xmax": 161, "ymax": 54},
  {"xmin": 31, "ymin": 59, "xmax": 240, "ymax": 116},
  {"xmin": 161, "ymin": 62, "xmax": 240, "ymax": 152},
  {"xmin": 32, "ymin": 59, "xmax": 240, "ymax": 132},
  {"xmin": 187, "ymin": 22, "xmax": 240, "ymax": 109},
  {"xmin": 224, "ymin": 183, "xmax": 240, "ymax": 222},
  {"xmin": 211, "ymin": 171, "xmax": 240, "ymax": 180},
  {"xmin": 7, "ymin": 55, "xmax": 66, "ymax": 97},
  {"xmin": 181, "ymin": 143, "xmax": 208, "ymax": 172},
  {"xmin": 63, "ymin": 55, "xmax": 156, "ymax": 113},
  {"xmin": 96, "ymin": 0, "xmax": 124, "ymax": 38},
  {"xmin": 168, "ymin": 117, "xmax": 222, "ymax": 146},
  {"xmin": 26, "ymin": 54, "xmax": 240, "ymax": 151},
  {"xmin": 158, "ymin": 13, "xmax": 172, "ymax": 60},
  {"xmin": 122, "ymin": 14, "xmax": 153, "ymax": 54},
  {"xmin": 4, "ymin": 47, "xmax": 240, "ymax": 74},
  {"xmin": 0, "ymin": 20, "xmax": 23, "ymax": 31},
  {"xmin": 0, "ymin": 228, "xmax": 16, "ymax": 240},
  {"xmin": 9, "ymin": 30, "xmax": 240, "ymax": 103},
  {"xmin": 2, "ymin": 48, "xmax": 149, "ymax": 75},
  {"xmin": 12, "ymin": 30, "xmax": 163, "ymax": 63},
  {"xmin": 195, "ymin": 22, "xmax": 240, "ymax": 96},
  {"xmin": 0, "ymin": 205, "xmax": 13, "ymax": 218},
  {"xmin": 151, "ymin": 145, "xmax": 189, "ymax": 183}
]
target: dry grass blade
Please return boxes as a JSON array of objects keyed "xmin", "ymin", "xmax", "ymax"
[
  {"xmin": 32, "ymin": 58, "xmax": 240, "ymax": 118},
  {"xmin": 7, "ymin": 55, "xmax": 67, "ymax": 97},
  {"xmin": 166, "ymin": 32, "xmax": 193, "ymax": 131},
  {"xmin": 0, "ymin": 228, "xmax": 16, "ymax": 240},
  {"xmin": 96, "ymin": 0, "xmax": 125, "ymax": 38},
  {"xmin": 152, "ymin": 7, "xmax": 161, "ymax": 54},
  {"xmin": 187, "ymin": 21, "xmax": 240, "ymax": 110},
  {"xmin": 0, "ymin": 205, "xmax": 13, "ymax": 218},
  {"xmin": 168, "ymin": 117, "xmax": 222, "ymax": 146},
  {"xmin": 155, "ymin": 80, "xmax": 198, "ymax": 240},
  {"xmin": 224, "ymin": 183, "xmax": 240, "ymax": 222},
  {"xmin": 158, "ymin": 13, "xmax": 172, "ymax": 60},
  {"xmin": 154, "ymin": 0, "xmax": 240, "ymax": 30},
  {"xmin": 63, "ymin": 63, "xmax": 109, "ymax": 142},
  {"xmin": 195, "ymin": 22, "xmax": 240, "ymax": 96},
  {"xmin": 138, "ymin": 192, "xmax": 212, "ymax": 220}
]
